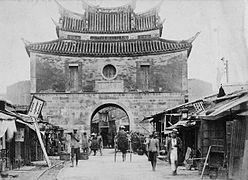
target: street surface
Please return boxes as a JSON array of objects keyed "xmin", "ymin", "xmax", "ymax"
[{"xmin": 57, "ymin": 149, "xmax": 200, "ymax": 180}]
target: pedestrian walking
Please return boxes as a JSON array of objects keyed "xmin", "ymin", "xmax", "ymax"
[
  {"xmin": 90, "ymin": 133, "xmax": 99, "ymax": 156},
  {"xmin": 97, "ymin": 133, "xmax": 103, "ymax": 156},
  {"xmin": 81, "ymin": 132, "xmax": 89, "ymax": 154},
  {"xmin": 167, "ymin": 129, "xmax": 182, "ymax": 175},
  {"xmin": 147, "ymin": 133, "xmax": 160, "ymax": 171},
  {"xmin": 115, "ymin": 126, "xmax": 128, "ymax": 162},
  {"xmin": 70, "ymin": 128, "xmax": 80, "ymax": 167}
]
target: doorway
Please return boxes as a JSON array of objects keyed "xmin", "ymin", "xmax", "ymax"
[{"xmin": 90, "ymin": 104, "xmax": 130, "ymax": 148}]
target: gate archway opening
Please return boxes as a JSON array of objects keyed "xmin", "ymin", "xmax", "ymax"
[{"xmin": 90, "ymin": 103, "xmax": 130, "ymax": 148}]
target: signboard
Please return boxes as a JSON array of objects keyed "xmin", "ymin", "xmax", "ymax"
[
  {"xmin": 15, "ymin": 128, "xmax": 24, "ymax": 142},
  {"xmin": 99, "ymin": 121, "xmax": 109, "ymax": 128},
  {"xmin": 95, "ymin": 80, "xmax": 124, "ymax": 92},
  {"xmin": 28, "ymin": 96, "xmax": 45, "ymax": 118},
  {"xmin": 193, "ymin": 100, "xmax": 205, "ymax": 113},
  {"xmin": 27, "ymin": 96, "xmax": 51, "ymax": 167}
]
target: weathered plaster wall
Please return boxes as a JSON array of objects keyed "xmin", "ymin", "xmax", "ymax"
[
  {"xmin": 30, "ymin": 51, "xmax": 188, "ymax": 132},
  {"xmin": 35, "ymin": 92, "xmax": 184, "ymax": 133},
  {"xmin": 31, "ymin": 51, "xmax": 188, "ymax": 94}
]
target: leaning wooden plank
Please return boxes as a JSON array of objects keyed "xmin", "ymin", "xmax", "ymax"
[
  {"xmin": 200, "ymin": 146, "xmax": 212, "ymax": 179},
  {"xmin": 33, "ymin": 117, "xmax": 51, "ymax": 167}
]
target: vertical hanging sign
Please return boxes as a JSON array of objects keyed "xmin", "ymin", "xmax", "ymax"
[
  {"xmin": 28, "ymin": 96, "xmax": 45, "ymax": 118},
  {"xmin": 28, "ymin": 96, "xmax": 51, "ymax": 167}
]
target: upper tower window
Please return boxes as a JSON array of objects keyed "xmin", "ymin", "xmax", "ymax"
[
  {"xmin": 69, "ymin": 63, "xmax": 79, "ymax": 92},
  {"xmin": 102, "ymin": 64, "xmax": 117, "ymax": 80},
  {"xmin": 140, "ymin": 65, "xmax": 150, "ymax": 90}
]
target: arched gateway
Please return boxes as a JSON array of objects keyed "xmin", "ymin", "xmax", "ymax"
[{"xmin": 89, "ymin": 103, "xmax": 131, "ymax": 148}]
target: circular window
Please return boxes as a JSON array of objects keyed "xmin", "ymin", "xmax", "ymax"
[{"xmin": 102, "ymin": 64, "xmax": 117, "ymax": 80}]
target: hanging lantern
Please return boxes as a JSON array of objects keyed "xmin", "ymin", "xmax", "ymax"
[{"xmin": 181, "ymin": 108, "xmax": 188, "ymax": 120}]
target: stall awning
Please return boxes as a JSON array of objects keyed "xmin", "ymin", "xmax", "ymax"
[
  {"xmin": 16, "ymin": 119, "xmax": 35, "ymax": 132},
  {"xmin": 0, "ymin": 112, "xmax": 15, "ymax": 120},
  {"xmin": 198, "ymin": 95, "xmax": 248, "ymax": 120},
  {"xmin": 166, "ymin": 120, "xmax": 196, "ymax": 130},
  {"xmin": 0, "ymin": 112, "xmax": 17, "ymax": 139},
  {"xmin": 237, "ymin": 110, "xmax": 248, "ymax": 116}
]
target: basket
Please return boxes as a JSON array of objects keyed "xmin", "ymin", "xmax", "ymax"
[{"xmin": 80, "ymin": 152, "xmax": 89, "ymax": 160}]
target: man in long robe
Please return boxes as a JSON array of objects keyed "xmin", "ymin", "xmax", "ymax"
[{"xmin": 167, "ymin": 129, "xmax": 182, "ymax": 175}]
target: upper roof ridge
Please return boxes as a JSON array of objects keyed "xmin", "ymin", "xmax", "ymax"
[{"xmin": 82, "ymin": 0, "xmax": 136, "ymax": 11}]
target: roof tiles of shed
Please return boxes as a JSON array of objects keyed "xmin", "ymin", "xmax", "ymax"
[{"xmin": 143, "ymin": 89, "xmax": 248, "ymax": 122}]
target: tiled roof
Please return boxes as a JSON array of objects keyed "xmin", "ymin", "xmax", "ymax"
[
  {"xmin": 56, "ymin": 0, "xmax": 163, "ymax": 35},
  {"xmin": 25, "ymin": 38, "xmax": 192, "ymax": 57}
]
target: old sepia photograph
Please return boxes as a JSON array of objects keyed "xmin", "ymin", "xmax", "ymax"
[{"xmin": 0, "ymin": 0, "xmax": 248, "ymax": 179}]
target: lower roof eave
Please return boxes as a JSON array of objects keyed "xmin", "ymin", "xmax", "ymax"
[{"xmin": 28, "ymin": 48, "xmax": 191, "ymax": 58}]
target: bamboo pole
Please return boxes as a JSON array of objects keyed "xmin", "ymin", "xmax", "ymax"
[{"xmin": 32, "ymin": 117, "xmax": 51, "ymax": 167}]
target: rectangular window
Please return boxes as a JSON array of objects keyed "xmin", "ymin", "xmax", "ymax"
[
  {"xmin": 138, "ymin": 35, "xmax": 151, "ymax": 39},
  {"xmin": 140, "ymin": 65, "xmax": 150, "ymax": 90},
  {"xmin": 69, "ymin": 64, "xmax": 79, "ymax": 92}
]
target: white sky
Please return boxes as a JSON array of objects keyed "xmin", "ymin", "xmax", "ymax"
[{"xmin": 0, "ymin": 0, "xmax": 248, "ymax": 93}]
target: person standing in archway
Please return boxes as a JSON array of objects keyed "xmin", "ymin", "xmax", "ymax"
[
  {"xmin": 90, "ymin": 133, "xmax": 99, "ymax": 156},
  {"xmin": 97, "ymin": 132, "xmax": 103, "ymax": 156},
  {"xmin": 81, "ymin": 132, "xmax": 89, "ymax": 154},
  {"xmin": 115, "ymin": 126, "xmax": 129, "ymax": 162}
]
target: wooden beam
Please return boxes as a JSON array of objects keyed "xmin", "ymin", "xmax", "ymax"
[{"xmin": 32, "ymin": 117, "xmax": 51, "ymax": 167}]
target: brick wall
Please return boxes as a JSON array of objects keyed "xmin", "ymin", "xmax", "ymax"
[
  {"xmin": 30, "ymin": 51, "xmax": 188, "ymax": 133},
  {"xmin": 35, "ymin": 92, "xmax": 184, "ymax": 133}
]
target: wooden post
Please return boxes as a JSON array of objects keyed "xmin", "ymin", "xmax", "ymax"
[
  {"xmin": 32, "ymin": 117, "xmax": 51, "ymax": 167},
  {"xmin": 241, "ymin": 118, "xmax": 248, "ymax": 180},
  {"xmin": 200, "ymin": 145, "xmax": 212, "ymax": 179}
]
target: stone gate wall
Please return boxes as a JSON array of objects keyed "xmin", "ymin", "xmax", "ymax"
[{"xmin": 35, "ymin": 92, "xmax": 184, "ymax": 134}]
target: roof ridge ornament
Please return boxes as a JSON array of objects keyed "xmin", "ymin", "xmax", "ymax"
[
  {"xmin": 51, "ymin": 18, "xmax": 59, "ymax": 26},
  {"xmin": 21, "ymin": 38, "xmax": 32, "ymax": 46},
  {"xmin": 161, "ymin": 18, "xmax": 166, "ymax": 25},
  {"xmin": 185, "ymin": 32, "xmax": 200, "ymax": 44},
  {"xmin": 82, "ymin": 0, "xmax": 136, "ymax": 12}
]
